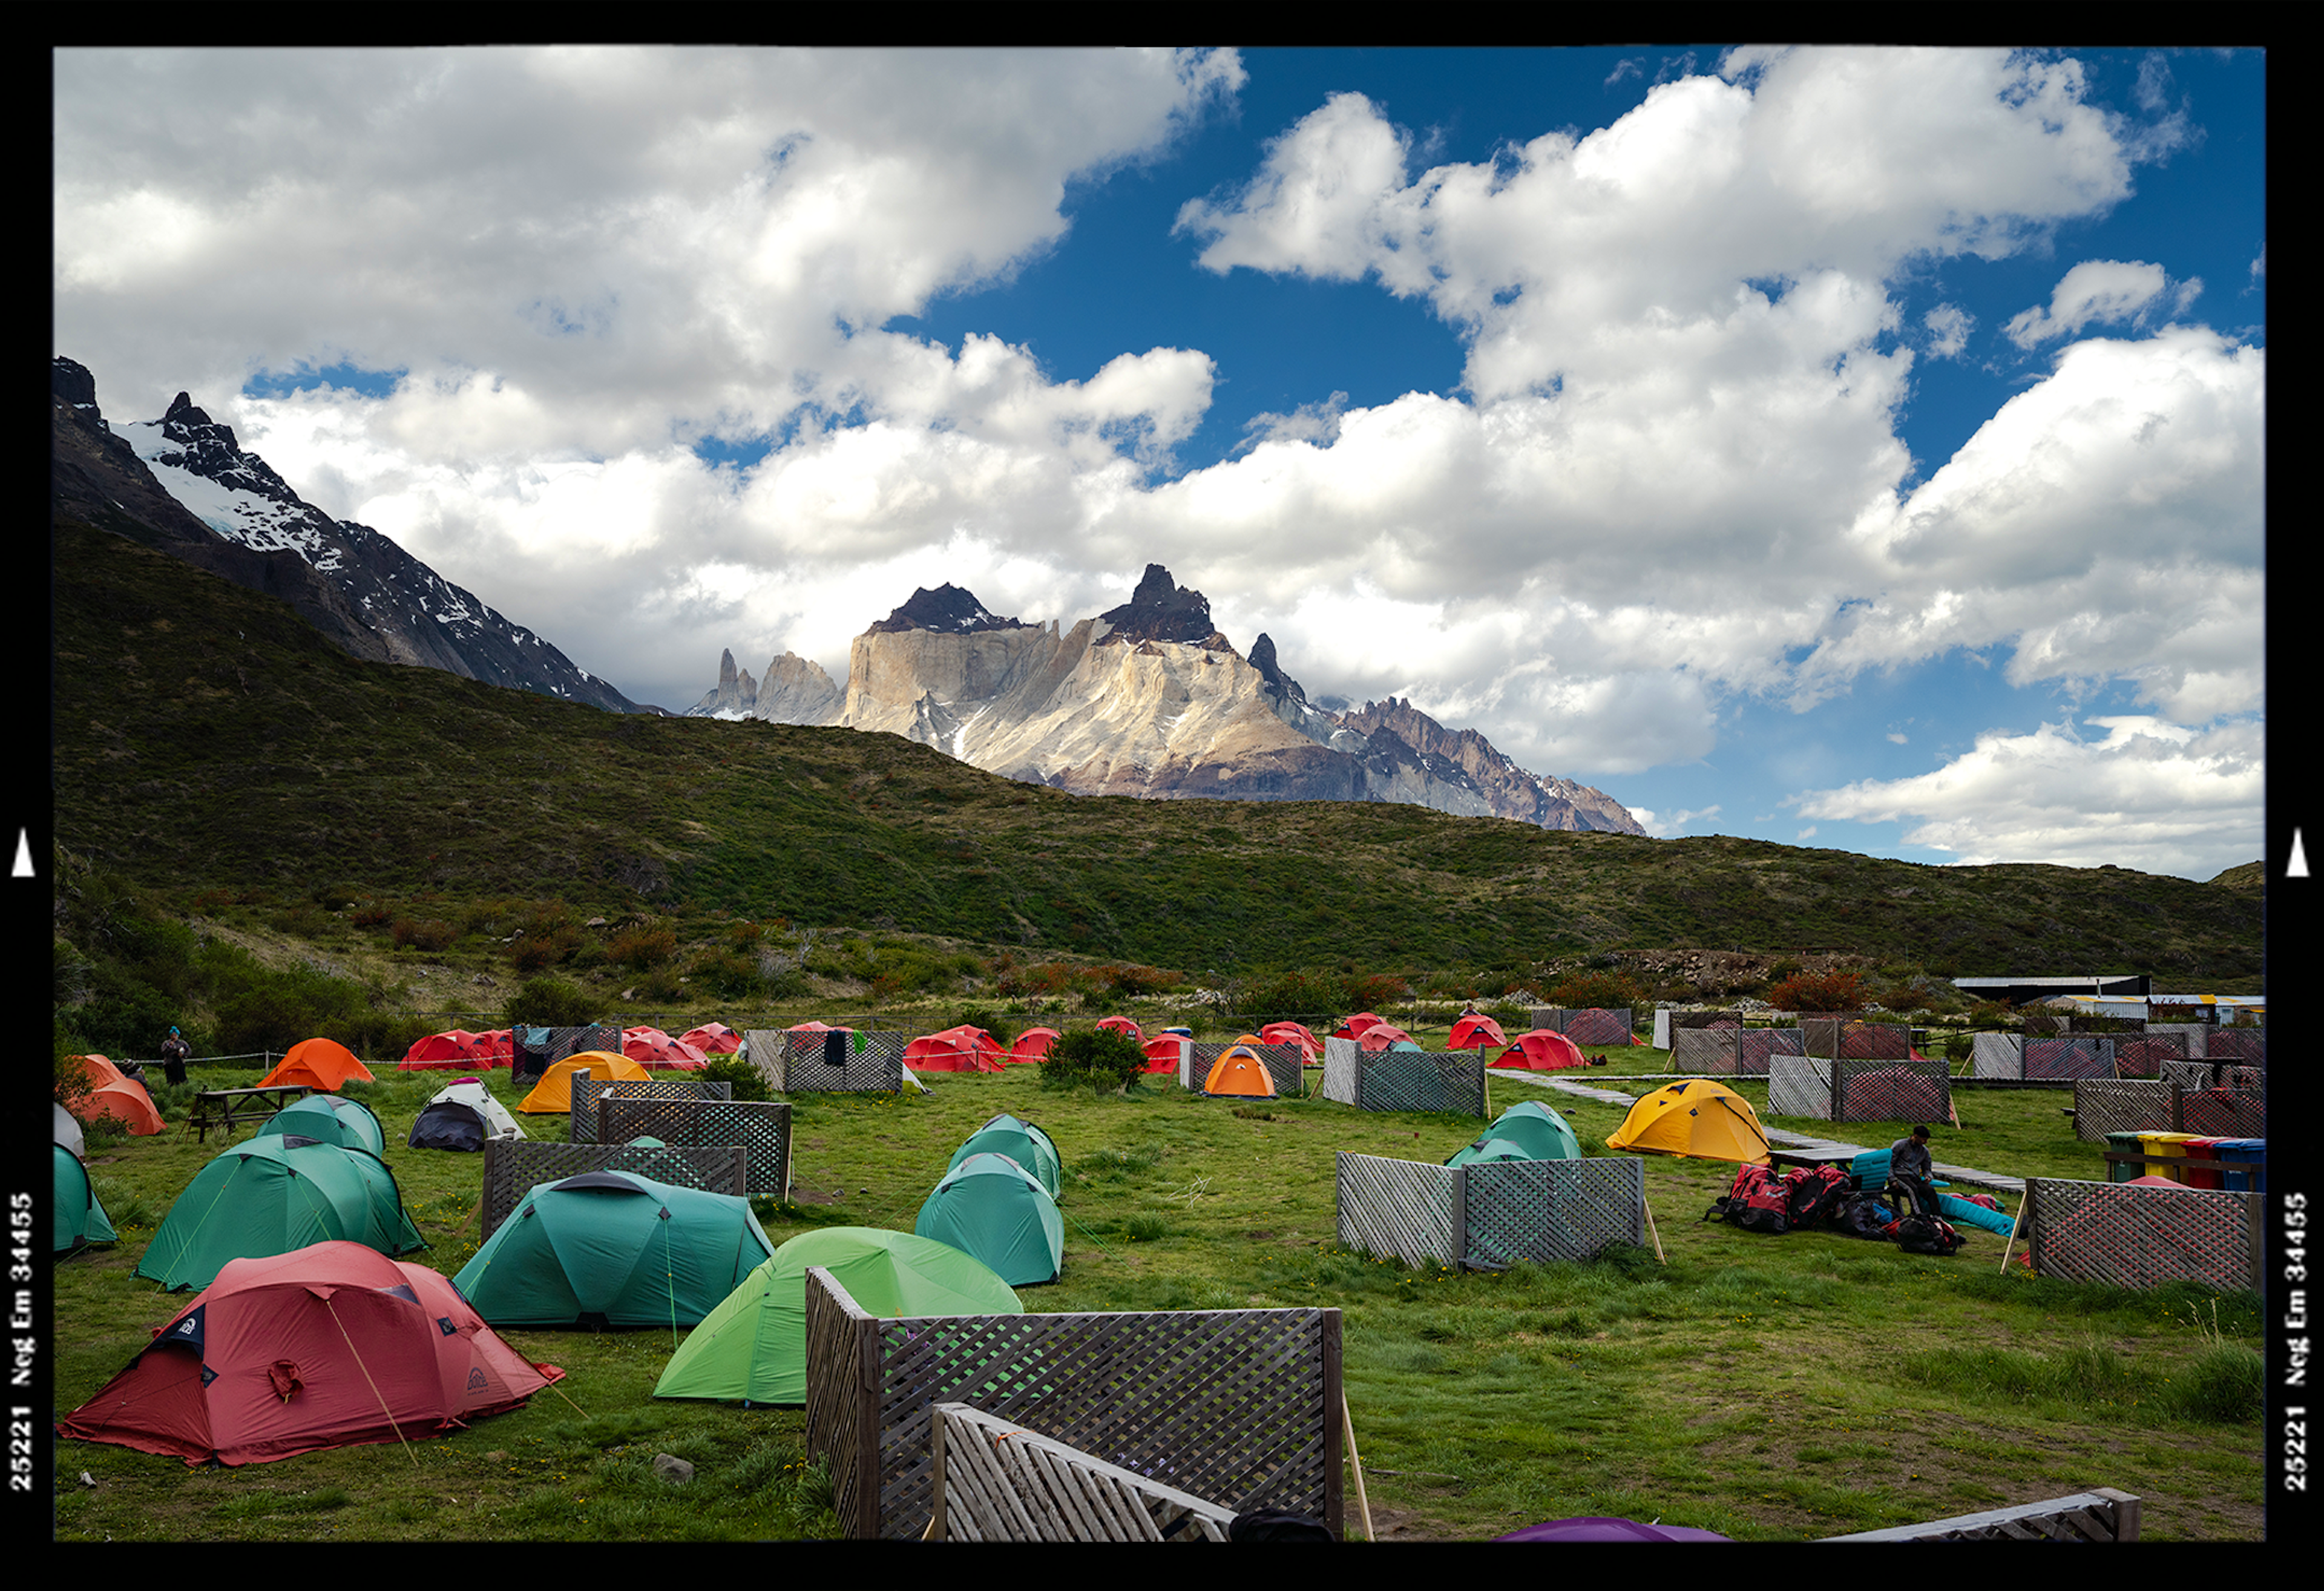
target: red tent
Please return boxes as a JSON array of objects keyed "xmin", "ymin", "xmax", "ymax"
[
  {"xmin": 257, "ymin": 1038, "xmax": 375, "ymax": 1092},
  {"xmin": 1332, "ymin": 1012, "xmax": 1387, "ymax": 1040},
  {"xmin": 71, "ymin": 1055, "xmax": 165, "ymax": 1136},
  {"xmin": 1007, "ymin": 1027, "xmax": 1062, "ymax": 1064},
  {"xmin": 1492, "ymin": 1030, "xmax": 1590, "ymax": 1071},
  {"xmin": 622, "ymin": 1027, "xmax": 710, "ymax": 1071},
  {"xmin": 679, "ymin": 1023, "xmax": 743, "ymax": 1055},
  {"xmin": 905, "ymin": 1026, "xmax": 1005, "ymax": 1072},
  {"xmin": 1259, "ymin": 1022, "xmax": 1320, "ymax": 1060},
  {"xmin": 398, "ymin": 1030, "xmax": 497, "ymax": 1070},
  {"xmin": 1096, "ymin": 1015, "xmax": 1143, "ymax": 1042},
  {"xmin": 56, "ymin": 1241, "xmax": 562, "ymax": 1467},
  {"xmin": 1141, "ymin": 1034, "xmax": 1189, "ymax": 1074},
  {"xmin": 1447, "ymin": 1014, "xmax": 1508, "ymax": 1051},
  {"xmin": 1357, "ymin": 1025, "xmax": 1416, "ymax": 1052}
]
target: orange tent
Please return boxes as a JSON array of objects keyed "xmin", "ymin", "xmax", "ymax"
[
  {"xmin": 519, "ymin": 1051, "xmax": 652, "ymax": 1114},
  {"xmin": 1492, "ymin": 1030, "xmax": 1590, "ymax": 1071},
  {"xmin": 71, "ymin": 1054, "xmax": 165, "ymax": 1136},
  {"xmin": 1447, "ymin": 1014, "xmax": 1508, "ymax": 1051},
  {"xmin": 258, "ymin": 1038, "xmax": 375, "ymax": 1093},
  {"xmin": 1201, "ymin": 1045, "xmax": 1276, "ymax": 1099}
]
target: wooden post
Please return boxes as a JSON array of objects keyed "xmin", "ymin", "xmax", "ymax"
[{"xmin": 1342, "ymin": 1394, "xmax": 1375, "ymax": 1543}]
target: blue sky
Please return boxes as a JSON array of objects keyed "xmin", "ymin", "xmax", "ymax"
[{"xmin": 54, "ymin": 47, "xmax": 2264, "ymax": 878}]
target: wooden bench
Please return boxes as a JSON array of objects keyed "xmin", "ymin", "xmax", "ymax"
[
  {"xmin": 188, "ymin": 1085, "xmax": 312, "ymax": 1143},
  {"xmin": 927, "ymin": 1403, "xmax": 1240, "ymax": 1542},
  {"xmin": 1820, "ymin": 1488, "xmax": 2139, "ymax": 1541}
]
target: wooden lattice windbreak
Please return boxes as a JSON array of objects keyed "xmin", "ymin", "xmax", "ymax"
[
  {"xmin": 1769, "ymin": 1056, "xmax": 1951, "ymax": 1121},
  {"xmin": 1672, "ymin": 1027, "xmax": 1804, "ymax": 1077},
  {"xmin": 928, "ymin": 1403, "xmax": 1240, "ymax": 1541},
  {"xmin": 803, "ymin": 1266, "xmax": 1342, "ymax": 1541},
  {"xmin": 2026, "ymin": 1177, "xmax": 2261, "ymax": 1292},
  {"xmin": 1317, "ymin": 1038, "xmax": 1485, "ymax": 1115},
  {"xmin": 512, "ymin": 1023, "xmax": 623, "ymax": 1080},
  {"xmin": 743, "ymin": 1029, "xmax": 908, "ymax": 1094},
  {"xmin": 479, "ymin": 1138, "xmax": 747, "ymax": 1238},
  {"xmin": 597, "ymin": 1097, "xmax": 792, "ymax": 1201},
  {"xmin": 568, "ymin": 1077, "xmax": 731, "ymax": 1144},
  {"xmin": 1530, "ymin": 1007, "xmax": 1635, "ymax": 1046},
  {"xmin": 1800, "ymin": 1019, "xmax": 1912, "ymax": 1060},
  {"xmin": 1971, "ymin": 1033, "xmax": 2117, "ymax": 1081},
  {"xmin": 2069, "ymin": 1078, "xmax": 2268, "ymax": 1144},
  {"xmin": 2160, "ymin": 1060, "xmax": 2265, "ymax": 1096},
  {"xmin": 1335, "ymin": 1150, "xmax": 1645, "ymax": 1270},
  {"xmin": 1820, "ymin": 1488, "xmax": 2141, "ymax": 1541}
]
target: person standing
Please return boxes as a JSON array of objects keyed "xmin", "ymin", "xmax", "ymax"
[{"xmin": 159, "ymin": 1026, "xmax": 192, "ymax": 1087}]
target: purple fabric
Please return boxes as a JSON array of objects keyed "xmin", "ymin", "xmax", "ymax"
[{"xmin": 1496, "ymin": 1516, "xmax": 1733, "ymax": 1542}]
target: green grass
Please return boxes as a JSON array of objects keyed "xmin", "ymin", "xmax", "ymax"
[{"xmin": 52, "ymin": 1060, "xmax": 2262, "ymax": 1542}]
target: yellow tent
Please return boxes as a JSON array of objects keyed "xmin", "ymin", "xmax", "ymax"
[
  {"xmin": 519, "ymin": 1051, "xmax": 653, "ymax": 1115},
  {"xmin": 1604, "ymin": 1080, "xmax": 1770, "ymax": 1165}
]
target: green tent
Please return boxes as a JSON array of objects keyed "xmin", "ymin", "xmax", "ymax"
[
  {"xmin": 914, "ymin": 1152, "xmax": 1065, "ymax": 1286},
  {"xmin": 134, "ymin": 1137, "xmax": 427, "ymax": 1292},
  {"xmin": 654, "ymin": 1227, "xmax": 1020, "ymax": 1405},
  {"xmin": 1448, "ymin": 1101, "xmax": 1582, "ymax": 1166},
  {"xmin": 452, "ymin": 1170, "xmax": 775, "ymax": 1329},
  {"xmin": 54, "ymin": 1144, "xmax": 117, "ymax": 1254},
  {"xmin": 946, "ymin": 1112, "xmax": 1062, "ymax": 1198},
  {"xmin": 256, "ymin": 1094, "xmax": 387, "ymax": 1156}
]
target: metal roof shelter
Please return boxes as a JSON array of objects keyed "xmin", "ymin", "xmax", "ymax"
[{"xmin": 1952, "ymin": 974, "xmax": 2151, "ymax": 1006}]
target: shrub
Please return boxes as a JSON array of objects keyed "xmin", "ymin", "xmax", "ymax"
[
  {"xmin": 1041, "ymin": 1027, "xmax": 1147, "ymax": 1095},
  {"xmin": 1239, "ymin": 968, "xmax": 1347, "ymax": 1015},
  {"xmin": 390, "ymin": 916, "xmax": 459, "ymax": 952},
  {"xmin": 700, "ymin": 1052, "xmax": 769, "ymax": 1104},
  {"xmin": 505, "ymin": 974, "xmax": 599, "ymax": 1028},
  {"xmin": 608, "ymin": 923, "xmax": 678, "ymax": 970},
  {"xmin": 510, "ymin": 926, "xmax": 581, "ymax": 974},
  {"xmin": 1768, "ymin": 968, "xmax": 1869, "ymax": 1012},
  {"xmin": 1548, "ymin": 969, "xmax": 1643, "ymax": 1010}
]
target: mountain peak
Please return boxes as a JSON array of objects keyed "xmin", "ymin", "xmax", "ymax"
[
  {"xmin": 1097, "ymin": 562, "xmax": 1215, "ymax": 645},
  {"xmin": 869, "ymin": 583, "xmax": 1027, "ymax": 635}
]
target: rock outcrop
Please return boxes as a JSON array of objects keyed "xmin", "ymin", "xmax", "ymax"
[{"xmin": 691, "ymin": 565, "xmax": 1646, "ymax": 833}]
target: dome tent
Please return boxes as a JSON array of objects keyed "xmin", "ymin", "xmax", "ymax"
[
  {"xmin": 1201, "ymin": 1044, "xmax": 1277, "ymax": 1099},
  {"xmin": 70, "ymin": 1054, "xmax": 164, "ymax": 1137},
  {"xmin": 256, "ymin": 1094, "xmax": 387, "ymax": 1156},
  {"xmin": 54, "ymin": 1143, "xmax": 117, "ymax": 1254},
  {"xmin": 915, "ymin": 1152, "xmax": 1065, "ymax": 1285},
  {"xmin": 1493, "ymin": 1030, "xmax": 1591, "ymax": 1072},
  {"xmin": 945, "ymin": 1112, "xmax": 1063, "ymax": 1198},
  {"xmin": 1448, "ymin": 1014, "xmax": 1508, "ymax": 1051},
  {"xmin": 654, "ymin": 1227, "xmax": 1021, "ymax": 1406},
  {"xmin": 1448, "ymin": 1101, "xmax": 1583, "ymax": 1166},
  {"xmin": 134, "ymin": 1136, "xmax": 427, "ymax": 1292},
  {"xmin": 519, "ymin": 1051, "xmax": 652, "ymax": 1114},
  {"xmin": 409, "ymin": 1078, "xmax": 525, "ymax": 1151},
  {"xmin": 58, "ymin": 1242, "xmax": 562, "ymax": 1467},
  {"xmin": 453, "ymin": 1170, "xmax": 775, "ymax": 1330},
  {"xmin": 1605, "ymin": 1080, "xmax": 1770, "ymax": 1166},
  {"xmin": 257, "ymin": 1036, "xmax": 375, "ymax": 1092}
]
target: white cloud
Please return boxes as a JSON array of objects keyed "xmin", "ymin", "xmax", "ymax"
[
  {"xmin": 1790, "ymin": 716, "xmax": 2263, "ymax": 876},
  {"xmin": 1923, "ymin": 303, "xmax": 1973, "ymax": 359},
  {"xmin": 2004, "ymin": 259, "xmax": 2173, "ymax": 347}
]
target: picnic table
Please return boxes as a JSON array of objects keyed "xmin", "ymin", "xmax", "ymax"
[{"xmin": 188, "ymin": 1084, "xmax": 312, "ymax": 1143}]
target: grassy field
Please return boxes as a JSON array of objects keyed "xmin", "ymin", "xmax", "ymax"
[{"xmin": 52, "ymin": 1043, "xmax": 2263, "ymax": 1543}]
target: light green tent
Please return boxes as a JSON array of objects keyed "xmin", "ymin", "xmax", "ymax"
[
  {"xmin": 654, "ymin": 1227, "xmax": 1020, "ymax": 1406},
  {"xmin": 55, "ymin": 1144, "xmax": 117, "ymax": 1254},
  {"xmin": 134, "ymin": 1137, "xmax": 426, "ymax": 1292},
  {"xmin": 946, "ymin": 1113, "xmax": 1062, "ymax": 1198},
  {"xmin": 914, "ymin": 1152, "xmax": 1065, "ymax": 1286},
  {"xmin": 256, "ymin": 1094, "xmax": 387, "ymax": 1156},
  {"xmin": 452, "ymin": 1170, "xmax": 775, "ymax": 1329},
  {"xmin": 1448, "ymin": 1100, "xmax": 1582, "ymax": 1166}
]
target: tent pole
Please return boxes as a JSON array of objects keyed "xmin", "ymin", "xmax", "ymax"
[
  {"xmin": 1641, "ymin": 1192, "xmax": 1667, "ymax": 1264},
  {"xmin": 1342, "ymin": 1394, "xmax": 1375, "ymax": 1543}
]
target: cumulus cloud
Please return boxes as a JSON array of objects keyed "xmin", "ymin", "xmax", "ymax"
[
  {"xmin": 1923, "ymin": 303, "xmax": 1973, "ymax": 358},
  {"xmin": 2003, "ymin": 259, "xmax": 2187, "ymax": 347},
  {"xmin": 1790, "ymin": 716, "xmax": 2262, "ymax": 876}
]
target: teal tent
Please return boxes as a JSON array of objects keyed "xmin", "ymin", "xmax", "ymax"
[
  {"xmin": 55, "ymin": 1144, "xmax": 117, "ymax": 1254},
  {"xmin": 453, "ymin": 1170, "xmax": 775, "ymax": 1329},
  {"xmin": 1448, "ymin": 1101, "xmax": 1582, "ymax": 1166},
  {"xmin": 134, "ymin": 1137, "xmax": 426, "ymax": 1292},
  {"xmin": 256, "ymin": 1094, "xmax": 387, "ymax": 1156},
  {"xmin": 946, "ymin": 1113, "xmax": 1062, "ymax": 1197},
  {"xmin": 654, "ymin": 1227, "xmax": 1020, "ymax": 1405},
  {"xmin": 914, "ymin": 1152, "xmax": 1065, "ymax": 1285}
]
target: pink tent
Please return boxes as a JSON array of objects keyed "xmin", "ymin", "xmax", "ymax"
[
  {"xmin": 1492, "ymin": 1030, "xmax": 1590, "ymax": 1071},
  {"xmin": 1447, "ymin": 1014, "xmax": 1508, "ymax": 1051},
  {"xmin": 679, "ymin": 1023, "xmax": 743, "ymax": 1055},
  {"xmin": 1258, "ymin": 1022, "xmax": 1320, "ymax": 1060},
  {"xmin": 1096, "ymin": 1015, "xmax": 1144, "ymax": 1041},
  {"xmin": 1357, "ymin": 1025, "xmax": 1416, "ymax": 1052},
  {"xmin": 622, "ymin": 1027, "xmax": 710, "ymax": 1071}
]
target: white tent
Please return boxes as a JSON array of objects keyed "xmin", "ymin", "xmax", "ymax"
[
  {"xmin": 54, "ymin": 1101, "xmax": 85, "ymax": 1158},
  {"xmin": 427, "ymin": 1077, "xmax": 525, "ymax": 1141}
]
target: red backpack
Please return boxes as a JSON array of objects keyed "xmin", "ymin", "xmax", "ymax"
[{"xmin": 1706, "ymin": 1163, "xmax": 1791, "ymax": 1234}]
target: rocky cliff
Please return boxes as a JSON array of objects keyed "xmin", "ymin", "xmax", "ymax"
[
  {"xmin": 690, "ymin": 562, "xmax": 1646, "ymax": 833},
  {"xmin": 52, "ymin": 358, "xmax": 645, "ymax": 714}
]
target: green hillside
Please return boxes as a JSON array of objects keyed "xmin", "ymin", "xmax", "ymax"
[{"xmin": 51, "ymin": 516, "xmax": 2262, "ymax": 1050}]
